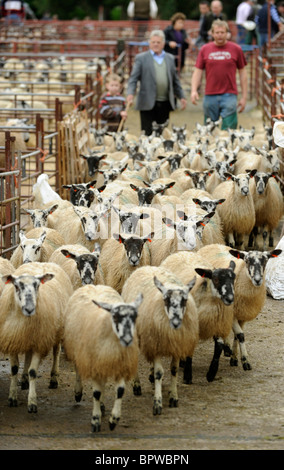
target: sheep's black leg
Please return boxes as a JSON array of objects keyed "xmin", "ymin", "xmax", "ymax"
[{"xmin": 206, "ymin": 337, "xmax": 224, "ymax": 382}]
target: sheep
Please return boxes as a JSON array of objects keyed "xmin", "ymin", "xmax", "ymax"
[
  {"xmin": 48, "ymin": 204, "xmax": 111, "ymax": 250},
  {"xmin": 212, "ymin": 171, "xmax": 257, "ymax": 248},
  {"xmin": 248, "ymin": 171, "xmax": 284, "ymax": 249},
  {"xmin": 111, "ymin": 206, "xmax": 150, "ymax": 234},
  {"xmin": 161, "ymin": 251, "xmax": 236, "ymax": 382},
  {"xmin": 149, "ymin": 210, "xmax": 216, "ymax": 266},
  {"xmin": 32, "ymin": 173, "xmax": 61, "ymax": 208},
  {"xmin": 62, "ymin": 284, "xmax": 143, "ymax": 432},
  {"xmin": 122, "ymin": 265, "xmax": 198, "ymax": 414},
  {"xmin": 23, "ymin": 204, "xmax": 59, "ymax": 229},
  {"xmin": 180, "ymin": 188, "xmax": 226, "ymax": 214},
  {"xmin": 79, "ymin": 152, "xmax": 107, "ymax": 178},
  {"xmin": 0, "ymin": 261, "xmax": 73, "ymax": 412},
  {"xmin": 49, "ymin": 243, "xmax": 104, "ymax": 289},
  {"xmin": 198, "ymin": 244, "xmax": 282, "ymax": 371},
  {"xmin": 99, "ymin": 232, "xmax": 154, "ymax": 293},
  {"xmin": 0, "ymin": 256, "xmax": 15, "ymax": 296}
]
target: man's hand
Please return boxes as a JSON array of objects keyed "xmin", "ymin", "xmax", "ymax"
[
  {"xmin": 191, "ymin": 90, "xmax": 199, "ymax": 106},
  {"xmin": 127, "ymin": 95, "xmax": 134, "ymax": 106},
  {"xmin": 238, "ymin": 97, "xmax": 246, "ymax": 113},
  {"xmin": 180, "ymin": 98, "xmax": 187, "ymax": 110}
]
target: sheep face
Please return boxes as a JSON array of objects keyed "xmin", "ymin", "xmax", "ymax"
[
  {"xmin": 80, "ymin": 154, "xmax": 107, "ymax": 177},
  {"xmin": 73, "ymin": 206, "xmax": 108, "ymax": 241},
  {"xmin": 153, "ymin": 276, "xmax": 196, "ymax": 329},
  {"xmin": 92, "ymin": 293, "xmax": 143, "ymax": 346},
  {"xmin": 192, "ymin": 198, "xmax": 225, "ymax": 214},
  {"xmin": 113, "ymin": 232, "xmax": 154, "ymax": 266},
  {"xmin": 172, "ymin": 124, "xmax": 187, "ymax": 144},
  {"xmin": 163, "ymin": 216, "xmax": 198, "ymax": 251},
  {"xmin": 3, "ymin": 273, "xmax": 54, "ymax": 316},
  {"xmin": 151, "ymin": 120, "xmax": 169, "ymax": 137},
  {"xmin": 19, "ymin": 231, "xmax": 47, "ymax": 263},
  {"xmin": 185, "ymin": 170, "xmax": 212, "ymax": 190},
  {"xmin": 113, "ymin": 207, "xmax": 149, "ymax": 234},
  {"xmin": 224, "ymin": 171, "xmax": 257, "ymax": 196},
  {"xmin": 24, "ymin": 205, "xmax": 58, "ymax": 228},
  {"xmin": 61, "ymin": 243, "xmax": 101, "ymax": 285},
  {"xmin": 195, "ymin": 261, "xmax": 236, "ymax": 305},
  {"xmin": 253, "ymin": 172, "xmax": 277, "ymax": 195},
  {"xmin": 130, "ymin": 184, "xmax": 163, "ymax": 206},
  {"xmin": 229, "ymin": 248, "xmax": 282, "ymax": 287},
  {"xmin": 99, "ymin": 162, "xmax": 128, "ymax": 185}
]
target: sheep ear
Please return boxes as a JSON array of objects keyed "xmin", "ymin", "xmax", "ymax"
[
  {"xmin": 97, "ymin": 184, "xmax": 106, "ymax": 193},
  {"xmin": 38, "ymin": 273, "xmax": 54, "ymax": 284},
  {"xmin": 162, "ymin": 217, "xmax": 176, "ymax": 228},
  {"xmin": 153, "ymin": 276, "xmax": 166, "ymax": 295},
  {"xmin": 177, "ymin": 210, "xmax": 188, "ymax": 220},
  {"xmin": 92, "ymin": 299, "xmax": 112, "ymax": 312},
  {"xmin": 61, "ymin": 249, "xmax": 76, "ymax": 260},
  {"xmin": 192, "ymin": 198, "xmax": 201, "ymax": 206},
  {"xmin": 113, "ymin": 233, "xmax": 125, "ymax": 244},
  {"xmin": 140, "ymin": 213, "xmax": 149, "ymax": 220},
  {"xmin": 229, "ymin": 249, "xmax": 245, "ymax": 260},
  {"xmin": 195, "ymin": 268, "xmax": 212, "ymax": 279},
  {"xmin": 217, "ymin": 199, "xmax": 226, "ymax": 205},
  {"xmin": 19, "ymin": 230, "xmax": 27, "ymax": 242},
  {"xmin": 186, "ymin": 276, "xmax": 196, "ymax": 293},
  {"xmin": 132, "ymin": 292, "xmax": 144, "ymax": 308},
  {"xmin": 143, "ymin": 232, "xmax": 154, "ymax": 242},
  {"xmin": 39, "ymin": 231, "xmax": 47, "ymax": 243},
  {"xmin": 266, "ymin": 249, "xmax": 282, "ymax": 259},
  {"xmin": 130, "ymin": 184, "xmax": 138, "ymax": 191},
  {"xmin": 48, "ymin": 204, "xmax": 59, "ymax": 214},
  {"xmin": 229, "ymin": 260, "xmax": 236, "ymax": 271},
  {"xmin": 2, "ymin": 274, "xmax": 15, "ymax": 285}
]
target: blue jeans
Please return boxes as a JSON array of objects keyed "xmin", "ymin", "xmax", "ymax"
[{"xmin": 203, "ymin": 93, "xmax": 238, "ymax": 129}]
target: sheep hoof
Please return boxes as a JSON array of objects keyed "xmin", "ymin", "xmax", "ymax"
[
  {"xmin": 183, "ymin": 377, "xmax": 192, "ymax": 385},
  {"xmin": 133, "ymin": 384, "xmax": 142, "ymax": 396},
  {"xmin": 28, "ymin": 404, "xmax": 38, "ymax": 413},
  {"xmin": 223, "ymin": 344, "xmax": 232, "ymax": 357},
  {"xmin": 153, "ymin": 399, "xmax": 162, "ymax": 415},
  {"xmin": 109, "ymin": 417, "xmax": 119, "ymax": 431},
  {"xmin": 91, "ymin": 422, "xmax": 101, "ymax": 433},
  {"xmin": 49, "ymin": 378, "xmax": 58, "ymax": 389},
  {"xmin": 169, "ymin": 397, "xmax": 178, "ymax": 408},
  {"xmin": 230, "ymin": 358, "xmax": 238, "ymax": 367},
  {"xmin": 8, "ymin": 397, "xmax": 17, "ymax": 407},
  {"xmin": 75, "ymin": 392, "xmax": 82, "ymax": 402},
  {"xmin": 242, "ymin": 361, "xmax": 252, "ymax": 371}
]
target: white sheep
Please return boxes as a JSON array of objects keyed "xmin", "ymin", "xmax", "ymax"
[
  {"xmin": 198, "ymin": 244, "xmax": 282, "ymax": 371},
  {"xmin": 49, "ymin": 243, "xmax": 104, "ymax": 289},
  {"xmin": 62, "ymin": 284, "xmax": 143, "ymax": 432},
  {"xmin": 248, "ymin": 171, "xmax": 284, "ymax": 249},
  {"xmin": 122, "ymin": 265, "xmax": 198, "ymax": 414},
  {"xmin": 0, "ymin": 256, "xmax": 15, "ymax": 296},
  {"xmin": 10, "ymin": 227, "xmax": 65, "ymax": 268},
  {"xmin": 161, "ymin": 251, "xmax": 236, "ymax": 382},
  {"xmin": 99, "ymin": 232, "xmax": 154, "ymax": 293},
  {"xmin": 23, "ymin": 204, "xmax": 59, "ymax": 229},
  {"xmin": 0, "ymin": 261, "xmax": 73, "ymax": 412},
  {"xmin": 212, "ymin": 171, "xmax": 257, "ymax": 248}
]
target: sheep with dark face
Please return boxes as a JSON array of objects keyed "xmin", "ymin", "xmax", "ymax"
[
  {"xmin": 99, "ymin": 232, "xmax": 154, "ymax": 293},
  {"xmin": 162, "ymin": 251, "xmax": 236, "ymax": 383},
  {"xmin": 198, "ymin": 244, "xmax": 282, "ymax": 371},
  {"xmin": 49, "ymin": 243, "xmax": 104, "ymax": 289},
  {"xmin": 79, "ymin": 153, "xmax": 107, "ymax": 178}
]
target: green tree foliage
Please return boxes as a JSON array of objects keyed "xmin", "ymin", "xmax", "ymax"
[{"xmin": 27, "ymin": 0, "xmax": 261, "ymax": 21}]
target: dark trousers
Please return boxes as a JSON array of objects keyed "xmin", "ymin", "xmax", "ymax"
[{"xmin": 140, "ymin": 100, "xmax": 172, "ymax": 136}]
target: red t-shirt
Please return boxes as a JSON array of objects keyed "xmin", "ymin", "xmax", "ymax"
[{"xmin": 195, "ymin": 41, "xmax": 247, "ymax": 95}]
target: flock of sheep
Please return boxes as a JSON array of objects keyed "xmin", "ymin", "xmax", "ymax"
[{"xmin": 0, "ymin": 115, "xmax": 283, "ymax": 433}]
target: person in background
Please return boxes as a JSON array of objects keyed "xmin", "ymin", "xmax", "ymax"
[
  {"xmin": 244, "ymin": 0, "xmax": 261, "ymax": 45},
  {"xmin": 99, "ymin": 73, "xmax": 127, "ymax": 132},
  {"xmin": 127, "ymin": 30, "xmax": 187, "ymax": 136},
  {"xmin": 23, "ymin": 2, "xmax": 36, "ymax": 19},
  {"xmin": 1, "ymin": 0, "xmax": 25, "ymax": 23},
  {"xmin": 164, "ymin": 12, "xmax": 191, "ymax": 72},
  {"xmin": 191, "ymin": 19, "xmax": 248, "ymax": 130},
  {"xmin": 255, "ymin": 0, "xmax": 284, "ymax": 49},
  {"xmin": 235, "ymin": 0, "xmax": 255, "ymax": 44},
  {"xmin": 127, "ymin": 0, "xmax": 158, "ymax": 21},
  {"xmin": 195, "ymin": 1, "xmax": 210, "ymax": 48},
  {"xmin": 199, "ymin": 0, "xmax": 228, "ymax": 43},
  {"xmin": 277, "ymin": 1, "xmax": 284, "ymax": 22}
]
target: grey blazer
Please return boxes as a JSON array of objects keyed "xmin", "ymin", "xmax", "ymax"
[{"xmin": 127, "ymin": 50, "xmax": 185, "ymax": 111}]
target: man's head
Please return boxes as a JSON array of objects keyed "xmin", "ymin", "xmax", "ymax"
[
  {"xmin": 211, "ymin": 19, "xmax": 229, "ymax": 46},
  {"xmin": 199, "ymin": 1, "xmax": 210, "ymax": 15},
  {"xmin": 149, "ymin": 30, "xmax": 165, "ymax": 55},
  {"xmin": 211, "ymin": 0, "xmax": 223, "ymax": 16}
]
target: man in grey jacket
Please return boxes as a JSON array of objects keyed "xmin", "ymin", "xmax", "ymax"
[{"xmin": 127, "ymin": 30, "xmax": 187, "ymax": 135}]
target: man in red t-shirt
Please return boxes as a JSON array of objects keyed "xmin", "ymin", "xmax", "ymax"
[{"xmin": 191, "ymin": 19, "xmax": 248, "ymax": 129}]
